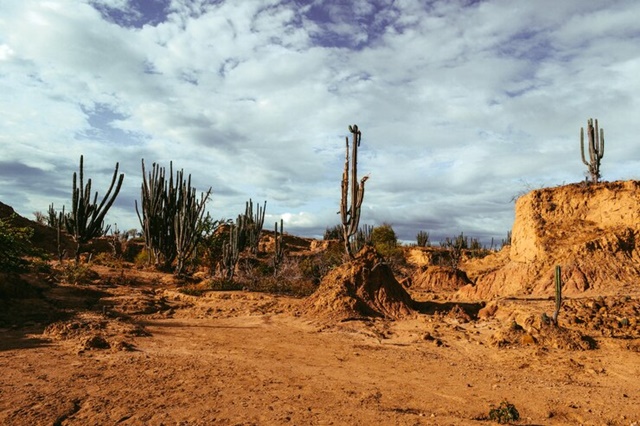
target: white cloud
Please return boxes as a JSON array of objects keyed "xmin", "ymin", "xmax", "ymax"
[{"xmin": 1, "ymin": 0, "xmax": 640, "ymax": 244}]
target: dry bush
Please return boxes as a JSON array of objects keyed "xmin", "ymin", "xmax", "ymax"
[{"xmin": 56, "ymin": 262, "xmax": 99, "ymax": 285}]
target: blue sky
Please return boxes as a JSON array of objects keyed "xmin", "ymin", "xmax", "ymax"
[{"xmin": 1, "ymin": 0, "xmax": 640, "ymax": 245}]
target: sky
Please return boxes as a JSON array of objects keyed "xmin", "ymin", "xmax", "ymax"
[{"xmin": 1, "ymin": 0, "xmax": 640, "ymax": 246}]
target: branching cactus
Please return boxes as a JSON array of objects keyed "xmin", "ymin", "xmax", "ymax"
[
  {"xmin": 580, "ymin": 118, "xmax": 605, "ymax": 183},
  {"xmin": 340, "ymin": 124, "xmax": 369, "ymax": 259},
  {"xmin": 65, "ymin": 155, "xmax": 124, "ymax": 263},
  {"xmin": 136, "ymin": 159, "xmax": 210, "ymax": 274}
]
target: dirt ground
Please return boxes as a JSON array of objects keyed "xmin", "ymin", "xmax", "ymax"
[{"xmin": 1, "ymin": 266, "xmax": 639, "ymax": 426}]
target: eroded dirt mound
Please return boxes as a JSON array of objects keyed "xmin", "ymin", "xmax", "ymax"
[
  {"xmin": 43, "ymin": 312, "xmax": 149, "ymax": 353},
  {"xmin": 562, "ymin": 296, "xmax": 640, "ymax": 338},
  {"xmin": 302, "ymin": 246, "xmax": 414, "ymax": 322},
  {"xmin": 410, "ymin": 266, "xmax": 472, "ymax": 292},
  {"xmin": 459, "ymin": 181, "xmax": 640, "ymax": 299},
  {"xmin": 490, "ymin": 318, "xmax": 596, "ymax": 351},
  {"xmin": 0, "ymin": 201, "xmax": 76, "ymax": 256}
]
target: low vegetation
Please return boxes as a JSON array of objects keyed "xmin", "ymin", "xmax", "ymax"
[{"xmin": 0, "ymin": 215, "xmax": 44, "ymax": 273}]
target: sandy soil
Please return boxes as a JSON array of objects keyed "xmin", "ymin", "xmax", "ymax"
[{"xmin": 1, "ymin": 271, "xmax": 639, "ymax": 426}]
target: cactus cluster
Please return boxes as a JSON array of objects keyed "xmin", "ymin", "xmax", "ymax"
[
  {"xmin": 135, "ymin": 159, "xmax": 211, "ymax": 273},
  {"xmin": 416, "ymin": 230, "xmax": 430, "ymax": 247},
  {"xmin": 243, "ymin": 199, "xmax": 266, "ymax": 254},
  {"xmin": 218, "ymin": 199, "xmax": 267, "ymax": 280}
]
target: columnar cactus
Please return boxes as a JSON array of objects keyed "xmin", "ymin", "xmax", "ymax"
[
  {"xmin": 136, "ymin": 160, "xmax": 177, "ymax": 269},
  {"xmin": 353, "ymin": 224, "xmax": 374, "ymax": 253},
  {"xmin": 580, "ymin": 118, "xmax": 605, "ymax": 183},
  {"xmin": 273, "ymin": 219, "xmax": 285, "ymax": 275},
  {"xmin": 221, "ymin": 223, "xmax": 240, "ymax": 281},
  {"xmin": 416, "ymin": 230, "xmax": 430, "ymax": 247},
  {"xmin": 340, "ymin": 124, "xmax": 369, "ymax": 259},
  {"xmin": 245, "ymin": 199, "xmax": 266, "ymax": 254},
  {"xmin": 174, "ymin": 175, "xmax": 211, "ymax": 275},
  {"xmin": 65, "ymin": 155, "xmax": 124, "ymax": 263}
]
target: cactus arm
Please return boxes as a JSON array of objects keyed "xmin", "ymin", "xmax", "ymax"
[{"xmin": 580, "ymin": 127, "xmax": 589, "ymax": 166}]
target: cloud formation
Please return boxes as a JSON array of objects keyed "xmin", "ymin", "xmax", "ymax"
[{"xmin": 1, "ymin": 0, "xmax": 639, "ymax": 244}]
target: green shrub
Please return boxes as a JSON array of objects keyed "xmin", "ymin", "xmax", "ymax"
[
  {"xmin": 134, "ymin": 249, "xmax": 153, "ymax": 268},
  {"xmin": 370, "ymin": 223, "xmax": 403, "ymax": 263},
  {"xmin": 0, "ymin": 215, "xmax": 43, "ymax": 273},
  {"xmin": 488, "ymin": 400, "xmax": 520, "ymax": 424},
  {"xmin": 57, "ymin": 262, "xmax": 99, "ymax": 285}
]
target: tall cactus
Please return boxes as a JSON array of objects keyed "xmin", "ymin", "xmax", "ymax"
[
  {"xmin": 244, "ymin": 199, "xmax": 266, "ymax": 254},
  {"xmin": 580, "ymin": 118, "xmax": 605, "ymax": 183},
  {"xmin": 340, "ymin": 124, "xmax": 369, "ymax": 259},
  {"xmin": 174, "ymin": 174, "xmax": 211, "ymax": 275},
  {"xmin": 65, "ymin": 155, "xmax": 124, "ymax": 263},
  {"xmin": 221, "ymin": 223, "xmax": 240, "ymax": 281},
  {"xmin": 136, "ymin": 160, "xmax": 177, "ymax": 269},
  {"xmin": 273, "ymin": 219, "xmax": 285, "ymax": 275}
]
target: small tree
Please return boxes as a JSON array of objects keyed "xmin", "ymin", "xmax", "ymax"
[{"xmin": 371, "ymin": 223, "xmax": 401, "ymax": 260}]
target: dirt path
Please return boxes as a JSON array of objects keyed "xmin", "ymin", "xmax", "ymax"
[{"xmin": 1, "ymin": 290, "xmax": 639, "ymax": 425}]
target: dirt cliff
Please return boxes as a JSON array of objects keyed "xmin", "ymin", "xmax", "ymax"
[{"xmin": 459, "ymin": 180, "xmax": 640, "ymax": 299}]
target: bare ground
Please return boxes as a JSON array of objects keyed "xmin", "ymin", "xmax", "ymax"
[{"xmin": 1, "ymin": 270, "xmax": 639, "ymax": 426}]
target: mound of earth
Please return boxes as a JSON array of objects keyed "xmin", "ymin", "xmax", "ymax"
[
  {"xmin": 490, "ymin": 317, "xmax": 597, "ymax": 351},
  {"xmin": 404, "ymin": 247, "xmax": 451, "ymax": 267},
  {"xmin": 410, "ymin": 266, "xmax": 472, "ymax": 292},
  {"xmin": 459, "ymin": 181, "xmax": 640, "ymax": 299},
  {"xmin": 302, "ymin": 246, "xmax": 414, "ymax": 322},
  {"xmin": 0, "ymin": 201, "xmax": 118, "ymax": 258}
]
